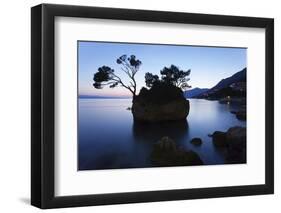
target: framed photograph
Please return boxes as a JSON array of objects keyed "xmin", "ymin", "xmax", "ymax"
[{"xmin": 31, "ymin": 3, "xmax": 274, "ymax": 209}]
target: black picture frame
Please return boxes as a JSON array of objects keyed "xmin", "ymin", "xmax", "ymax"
[{"xmin": 31, "ymin": 3, "xmax": 274, "ymax": 209}]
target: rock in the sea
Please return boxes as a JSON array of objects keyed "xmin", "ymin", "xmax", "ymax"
[
  {"xmin": 231, "ymin": 109, "xmax": 246, "ymax": 121},
  {"xmin": 226, "ymin": 126, "xmax": 246, "ymax": 145},
  {"xmin": 190, "ymin": 138, "xmax": 202, "ymax": 146},
  {"xmin": 151, "ymin": 136, "xmax": 203, "ymax": 166},
  {"xmin": 132, "ymin": 83, "xmax": 190, "ymax": 122},
  {"xmin": 235, "ymin": 109, "xmax": 246, "ymax": 121},
  {"xmin": 211, "ymin": 131, "xmax": 227, "ymax": 147},
  {"xmin": 210, "ymin": 126, "xmax": 246, "ymax": 164},
  {"xmin": 225, "ymin": 126, "xmax": 246, "ymax": 163}
]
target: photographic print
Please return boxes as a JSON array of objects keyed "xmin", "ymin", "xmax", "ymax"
[
  {"xmin": 78, "ymin": 41, "xmax": 247, "ymax": 171},
  {"xmin": 31, "ymin": 4, "xmax": 274, "ymax": 208}
]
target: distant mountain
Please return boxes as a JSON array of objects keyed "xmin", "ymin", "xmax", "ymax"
[
  {"xmin": 195, "ymin": 68, "xmax": 247, "ymax": 99},
  {"xmin": 184, "ymin": 87, "xmax": 209, "ymax": 98},
  {"xmin": 210, "ymin": 68, "xmax": 246, "ymax": 92}
]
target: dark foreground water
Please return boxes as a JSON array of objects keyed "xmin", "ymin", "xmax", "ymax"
[{"xmin": 78, "ymin": 98, "xmax": 246, "ymax": 170}]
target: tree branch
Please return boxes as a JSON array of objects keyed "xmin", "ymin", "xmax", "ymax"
[{"xmin": 110, "ymin": 72, "xmax": 134, "ymax": 95}]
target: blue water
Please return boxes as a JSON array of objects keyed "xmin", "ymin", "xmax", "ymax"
[{"xmin": 78, "ymin": 98, "xmax": 246, "ymax": 170}]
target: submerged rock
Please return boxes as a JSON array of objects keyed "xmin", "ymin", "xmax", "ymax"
[
  {"xmin": 190, "ymin": 138, "xmax": 203, "ymax": 146},
  {"xmin": 132, "ymin": 83, "xmax": 190, "ymax": 122},
  {"xmin": 153, "ymin": 136, "xmax": 177, "ymax": 152},
  {"xmin": 151, "ymin": 136, "xmax": 203, "ymax": 166}
]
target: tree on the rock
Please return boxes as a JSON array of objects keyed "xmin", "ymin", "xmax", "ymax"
[
  {"xmin": 145, "ymin": 72, "xmax": 159, "ymax": 88},
  {"xmin": 93, "ymin": 55, "xmax": 142, "ymax": 97},
  {"xmin": 145, "ymin": 65, "xmax": 191, "ymax": 90},
  {"xmin": 160, "ymin": 65, "xmax": 191, "ymax": 90}
]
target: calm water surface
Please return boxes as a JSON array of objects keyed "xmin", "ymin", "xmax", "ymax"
[{"xmin": 78, "ymin": 98, "xmax": 246, "ymax": 170}]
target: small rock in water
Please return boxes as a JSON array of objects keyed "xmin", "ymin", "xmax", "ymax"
[
  {"xmin": 230, "ymin": 109, "xmax": 246, "ymax": 121},
  {"xmin": 211, "ymin": 131, "xmax": 227, "ymax": 147},
  {"xmin": 190, "ymin": 138, "xmax": 202, "ymax": 146},
  {"xmin": 235, "ymin": 110, "xmax": 246, "ymax": 121}
]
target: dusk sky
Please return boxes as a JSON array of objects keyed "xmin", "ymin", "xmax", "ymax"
[{"xmin": 78, "ymin": 41, "xmax": 247, "ymax": 97}]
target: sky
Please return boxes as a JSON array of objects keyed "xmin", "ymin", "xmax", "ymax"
[{"xmin": 78, "ymin": 41, "xmax": 246, "ymax": 97}]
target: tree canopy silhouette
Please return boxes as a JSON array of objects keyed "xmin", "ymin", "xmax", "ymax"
[
  {"xmin": 145, "ymin": 65, "xmax": 191, "ymax": 90},
  {"xmin": 145, "ymin": 72, "xmax": 159, "ymax": 88},
  {"xmin": 93, "ymin": 54, "xmax": 142, "ymax": 97}
]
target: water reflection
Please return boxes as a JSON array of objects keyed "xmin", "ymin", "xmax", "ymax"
[{"xmin": 132, "ymin": 120, "xmax": 189, "ymax": 145}]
